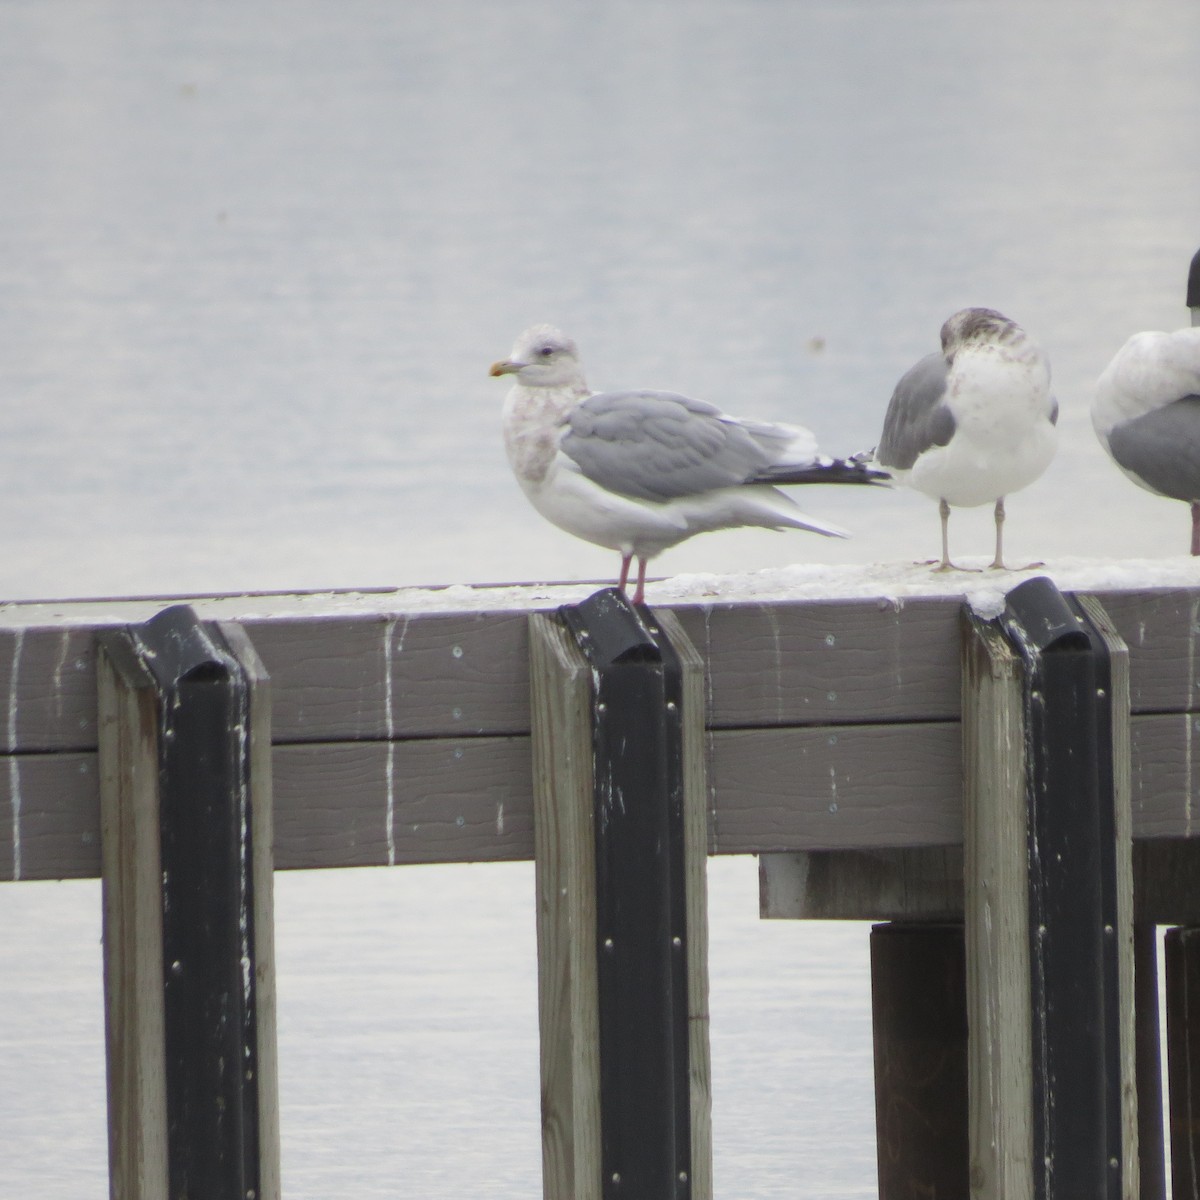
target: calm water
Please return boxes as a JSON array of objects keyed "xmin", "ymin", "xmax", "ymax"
[{"xmin": 2, "ymin": 1, "xmax": 1199, "ymax": 1194}]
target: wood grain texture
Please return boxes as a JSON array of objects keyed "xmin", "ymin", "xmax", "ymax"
[
  {"xmin": 759, "ymin": 848, "xmax": 965, "ymax": 921},
  {"xmin": 97, "ymin": 633, "xmax": 170, "ymax": 1200},
  {"xmin": 272, "ymin": 737, "xmax": 535, "ymax": 869},
  {"xmin": 961, "ymin": 613, "xmax": 1032, "ymax": 1200},
  {"xmin": 15, "ymin": 711, "xmax": 1200, "ymax": 882},
  {"xmin": 1097, "ymin": 589, "xmax": 1200, "ymax": 716},
  {"xmin": 528, "ymin": 614, "xmax": 601, "ymax": 1200},
  {"xmin": 4, "ymin": 587, "xmax": 1200, "ymax": 754},
  {"xmin": 673, "ymin": 596, "xmax": 963, "ymax": 727},
  {"xmin": 709, "ymin": 723, "xmax": 963, "ymax": 853},
  {"xmin": 97, "ymin": 622, "xmax": 283, "ymax": 1200}
]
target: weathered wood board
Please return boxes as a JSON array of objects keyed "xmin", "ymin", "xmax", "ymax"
[
  {"xmin": 8, "ymin": 711, "xmax": 1200, "ymax": 881},
  {"xmin": 5, "ymin": 585, "xmax": 1200, "ymax": 885},
  {"xmin": 4, "ymin": 587, "xmax": 1200, "ymax": 753}
]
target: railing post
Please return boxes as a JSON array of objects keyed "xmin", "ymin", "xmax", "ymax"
[
  {"xmin": 97, "ymin": 605, "xmax": 279, "ymax": 1200},
  {"xmin": 869, "ymin": 922, "xmax": 968, "ymax": 1199},
  {"xmin": 529, "ymin": 589, "xmax": 711, "ymax": 1200},
  {"xmin": 961, "ymin": 578, "xmax": 1137, "ymax": 1200}
]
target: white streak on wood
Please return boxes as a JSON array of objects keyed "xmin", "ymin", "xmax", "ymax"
[
  {"xmin": 52, "ymin": 630, "xmax": 71, "ymax": 720},
  {"xmin": 760, "ymin": 603, "xmax": 783, "ymax": 722},
  {"xmin": 8, "ymin": 629, "xmax": 23, "ymax": 880}
]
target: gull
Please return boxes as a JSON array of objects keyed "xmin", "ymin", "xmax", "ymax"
[
  {"xmin": 489, "ymin": 324, "xmax": 885, "ymax": 603},
  {"xmin": 876, "ymin": 307, "xmax": 1057, "ymax": 571},
  {"xmin": 1091, "ymin": 249, "xmax": 1200, "ymax": 553}
]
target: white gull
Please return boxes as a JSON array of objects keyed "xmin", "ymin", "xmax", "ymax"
[
  {"xmin": 1092, "ymin": 248, "xmax": 1200, "ymax": 553},
  {"xmin": 875, "ymin": 307, "xmax": 1058, "ymax": 571},
  {"xmin": 489, "ymin": 324, "xmax": 885, "ymax": 604}
]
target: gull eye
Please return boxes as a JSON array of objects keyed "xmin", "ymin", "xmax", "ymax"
[{"xmin": 538, "ymin": 345, "xmax": 555, "ymax": 357}]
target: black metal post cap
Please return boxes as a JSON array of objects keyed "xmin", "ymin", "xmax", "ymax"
[
  {"xmin": 1000, "ymin": 575, "xmax": 1090, "ymax": 655},
  {"xmin": 559, "ymin": 587, "xmax": 662, "ymax": 668}
]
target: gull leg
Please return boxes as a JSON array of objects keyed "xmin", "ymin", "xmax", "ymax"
[
  {"xmin": 990, "ymin": 495, "xmax": 1044, "ymax": 570},
  {"xmin": 1192, "ymin": 503, "xmax": 1200, "ymax": 556},
  {"xmin": 932, "ymin": 499, "xmax": 956, "ymax": 572},
  {"xmin": 631, "ymin": 557, "xmax": 648, "ymax": 605},
  {"xmin": 990, "ymin": 497, "xmax": 1006, "ymax": 570},
  {"xmin": 618, "ymin": 552, "xmax": 633, "ymax": 593},
  {"xmin": 927, "ymin": 499, "xmax": 980, "ymax": 573}
]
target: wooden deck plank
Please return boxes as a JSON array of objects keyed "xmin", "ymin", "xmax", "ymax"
[
  {"xmin": 673, "ymin": 596, "xmax": 963, "ymax": 728},
  {"xmin": 707, "ymin": 723, "xmax": 962, "ymax": 853},
  {"xmin": 3, "ymin": 589, "xmax": 1200, "ymax": 754},
  {"xmin": 272, "ymin": 737, "xmax": 536, "ymax": 869},
  {"xmin": 8, "ymin": 710, "xmax": 1200, "ymax": 882}
]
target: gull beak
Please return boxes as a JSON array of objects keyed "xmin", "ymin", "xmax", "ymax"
[{"xmin": 489, "ymin": 359, "xmax": 521, "ymax": 377}]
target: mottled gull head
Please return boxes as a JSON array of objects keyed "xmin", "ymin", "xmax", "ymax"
[
  {"xmin": 940, "ymin": 307, "xmax": 1024, "ymax": 362},
  {"xmin": 489, "ymin": 324, "xmax": 585, "ymax": 389}
]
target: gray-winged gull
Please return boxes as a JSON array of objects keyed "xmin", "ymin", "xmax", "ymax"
[
  {"xmin": 1091, "ymin": 249, "xmax": 1200, "ymax": 553},
  {"xmin": 489, "ymin": 324, "xmax": 885, "ymax": 603},
  {"xmin": 876, "ymin": 307, "xmax": 1058, "ymax": 571}
]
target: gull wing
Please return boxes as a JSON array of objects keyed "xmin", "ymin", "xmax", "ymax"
[
  {"xmin": 877, "ymin": 352, "xmax": 956, "ymax": 471},
  {"xmin": 561, "ymin": 390, "xmax": 795, "ymax": 502},
  {"xmin": 1107, "ymin": 394, "xmax": 1200, "ymax": 502}
]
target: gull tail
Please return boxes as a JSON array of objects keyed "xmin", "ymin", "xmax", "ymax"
[{"xmin": 752, "ymin": 451, "xmax": 891, "ymax": 487}]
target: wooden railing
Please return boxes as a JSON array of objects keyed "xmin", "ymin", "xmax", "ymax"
[
  {"xmin": 5, "ymin": 573, "xmax": 1200, "ymax": 1199},
  {"xmin": 7, "ymin": 578, "xmax": 1200, "ymax": 882}
]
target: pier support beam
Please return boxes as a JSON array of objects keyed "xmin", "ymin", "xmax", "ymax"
[
  {"xmin": 869, "ymin": 922, "xmax": 968, "ymax": 1200},
  {"xmin": 529, "ymin": 590, "xmax": 711, "ymax": 1200},
  {"xmin": 97, "ymin": 605, "xmax": 279, "ymax": 1200},
  {"xmin": 1166, "ymin": 926, "xmax": 1200, "ymax": 1200}
]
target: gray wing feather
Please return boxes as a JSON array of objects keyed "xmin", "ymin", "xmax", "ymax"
[
  {"xmin": 562, "ymin": 390, "xmax": 781, "ymax": 502},
  {"xmin": 877, "ymin": 352, "xmax": 956, "ymax": 471},
  {"xmin": 1107, "ymin": 395, "xmax": 1200, "ymax": 502}
]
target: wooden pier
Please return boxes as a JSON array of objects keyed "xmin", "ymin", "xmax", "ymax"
[{"xmin": 5, "ymin": 566, "xmax": 1200, "ymax": 1198}]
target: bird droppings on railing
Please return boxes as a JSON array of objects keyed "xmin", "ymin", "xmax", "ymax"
[{"xmin": 3, "ymin": 557, "xmax": 1200, "ymax": 629}]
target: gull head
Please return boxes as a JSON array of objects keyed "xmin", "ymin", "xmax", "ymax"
[
  {"xmin": 940, "ymin": 307, "xmax": 1025, "ymax": 363},
  {"xmin": 489, "ymin": 325, "xmax": 586, "ymax": 389}
]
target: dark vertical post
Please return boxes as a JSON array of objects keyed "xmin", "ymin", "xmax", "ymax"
[
  {"xmin": 98, "ymin": 604, "xmax": 277, "ymax": 1200},
  {"xmin": 999, "ymin": 577, "xmax": 1123, "ymax": 1200},
  {"xmin": 1166, "ymin": 926, "xmax": 1200, "ymax": 1199},
  {"xmin": 869, "ymin": 923, "xmax": 968, "ymax": 1200},
  {"xmin": 559, "ymin": 588, "xmax": 691, "ymax": 1200},
  {"xmin": 1135, "ymin": 924, "xmax": 1167, "ymax": 1200}
]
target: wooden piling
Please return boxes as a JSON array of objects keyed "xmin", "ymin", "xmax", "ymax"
[
  {"xmin": 869, "ymin": 922, "xmax": 968, "ymax": 1200},
  {"xmin": 1166, "ymin": 927, "xmax": 1200, "ymax": 1200},
  {"xmin": 97, "ymin": 608, "xmax": 279, "ymax": 1200},
  {"xmin": 962, "ymin": 587, "xmax": 1137, "ymax": 1200},
  {"xmin": 528, "ymin": 603, "xmax": 711, "ymax": 1200},
  {"xmin": 961, "ymin": 612, "xmax": 1033, "ymax": 1200},
  {"xmin": 1134, "ymin": 924, "xmax": 1166, "ymax": 1200}
]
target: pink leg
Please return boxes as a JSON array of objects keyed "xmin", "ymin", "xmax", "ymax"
[
  {"xmin": 1192, "ymin": 503, "xmax": 1200, "ymax": 556},
  {"xmin": 631, "ymin": 557, "xmax": 648, "ymax": 605},
  {"xmin": 617, "ymin": 553, "xmax": 633, "ymax": 593}
]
